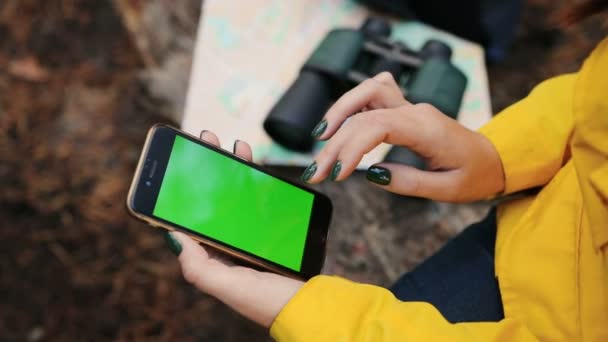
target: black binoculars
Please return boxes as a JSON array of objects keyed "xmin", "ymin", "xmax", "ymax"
[{"xmin": 264, "ymin": 18, "xmax": 467, "ymax": 155}]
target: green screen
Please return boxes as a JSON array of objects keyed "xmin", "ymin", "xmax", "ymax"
[{"xmin": 153, "ymin": 135, "xmax": 314, "ymax": 271}]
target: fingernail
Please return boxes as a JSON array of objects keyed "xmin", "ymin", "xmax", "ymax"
[
  {"xmin": 366, "ymin": 165, "xmax": 391, "ymax": 185},
  {"xmin": 164, "ymin": 231, "xmax": 182, "ymax": 256},
  {"xmin": 233, "ymin": 139, "xmax": 240, "ymax": 153},
  {"xmin": 311, "ymin": 119, "xmax": 327, "ymax": 138},
  {"xmin": 300, "ymin": 161, "xmax": 317, "ymax": 183},
  {"xmin": 330, "ymin": 160, "xmax": 342, "ymax": 181}
]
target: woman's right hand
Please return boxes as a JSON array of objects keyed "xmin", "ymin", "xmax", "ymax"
[{"xmin": 303, "ymin": 72, "xmax": 505, "ymax": 203}]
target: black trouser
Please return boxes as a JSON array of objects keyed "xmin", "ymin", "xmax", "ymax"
[{"xmin": 390, "ymin": 208, "xmax": 504, "ymax": 322}]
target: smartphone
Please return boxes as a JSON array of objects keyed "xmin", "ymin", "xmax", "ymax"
[{"xmin": 126, "ymin": 124, "xmax": 332, "ymax": 280}]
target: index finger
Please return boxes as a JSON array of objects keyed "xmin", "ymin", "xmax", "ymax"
[
  {"xmin": 314, "ymin": 72, "xmax": 409, "ymax": 140},
  {"xmin": 200, "ymin": 130, "xmax": 221, "ymax": 146}
]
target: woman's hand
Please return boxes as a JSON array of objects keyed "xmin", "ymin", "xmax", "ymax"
[
  {"xmin": 165, "ymin": 130, "xmax": 303, "ymax": 328},
  {"xmin": 303, "ymin": 72, "xmax": 505, "ymax": 203}
]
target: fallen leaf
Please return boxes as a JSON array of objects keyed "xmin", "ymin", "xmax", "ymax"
[{"xmin": 8, "ymin": 56, "xmax": 50, "ymax": 82}]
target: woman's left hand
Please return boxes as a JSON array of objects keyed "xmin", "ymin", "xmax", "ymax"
[{"xmin": 165, "ymin": 130, "xmax": 303, "ymax": 328}]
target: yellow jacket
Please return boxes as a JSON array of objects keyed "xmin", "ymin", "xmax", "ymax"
[{"xmin": 270, "ymin": 38, "xmax": 608, "ymax": 341}]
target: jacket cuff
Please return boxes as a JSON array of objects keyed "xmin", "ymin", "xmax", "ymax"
[
  {"xmin": 270, "ymin": 276, "xmax": 343, "ymax": 341},
  {"xmin": 478, "ymin": 119, "xmax": 540, "ymax": 195},
  {"xmin": 270, "ymin": 275, "xmax": 385, "ymax": 341}
]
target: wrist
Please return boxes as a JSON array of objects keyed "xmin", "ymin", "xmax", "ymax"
[
  {"xmin": 208, "ymin": 266, "xmax": 304, "ymax": 328},
  {"xmin": 476, "ymin": 131, "xmax": 506, "ymax": 197}
]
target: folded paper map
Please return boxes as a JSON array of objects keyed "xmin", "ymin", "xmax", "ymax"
[{"xmin": 182, "ymin": 0, "xmax": 491, "ymax": 168}]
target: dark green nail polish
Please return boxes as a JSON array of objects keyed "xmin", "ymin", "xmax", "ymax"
[
  {"xmin": 366, "ymin": 165, "xmax": 391, "ymax": 185},
  {"xmin": 301, "ymin": 161, "xmax": 317, "ymax": 183},
  {"xmin": 330, "ymin": 160, "xmax": 342, "ymax": 181},
  {"xmin": 311, "ymin": 119, "xmax": 328, "ymax": 138},
  {"xmin": 164, "ymin": 231, "xmax": 182, "ymax": 256}
]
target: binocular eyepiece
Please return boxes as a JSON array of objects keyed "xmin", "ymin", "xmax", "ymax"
[{"xmin": 264, "ymin": 17, "xmax": 466, "ymax": 153}]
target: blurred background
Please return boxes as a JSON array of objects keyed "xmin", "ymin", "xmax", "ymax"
[{"xmin": 0, "ymin": 0, "xmax": 605, "ymax": 341}]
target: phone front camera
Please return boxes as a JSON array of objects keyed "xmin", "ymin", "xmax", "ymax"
[{"xmin": 145, "ymin": 181, "xmax": 152, "ymax": 187}]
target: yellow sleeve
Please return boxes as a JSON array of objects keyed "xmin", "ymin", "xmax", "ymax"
[
  {"xmin": 271, "ymin": 276, "xmax": 538, "ymax": 341},
  {"xmin": 478, "ymin": 74, "xmax": 576, "ymax": 194}
]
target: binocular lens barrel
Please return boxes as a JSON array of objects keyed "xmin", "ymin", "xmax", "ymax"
[{"xmin": 263, "ymin": 70, "xmax": 333, "ymax": 152}]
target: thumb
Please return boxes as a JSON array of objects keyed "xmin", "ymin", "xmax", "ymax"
[
  {"xmin": 166, "ymin": 231, "xmax": 231, "ymax": 293},
  {"xmin": 366, "ymin": 163, "xmax": 463, "ymax": 202}
]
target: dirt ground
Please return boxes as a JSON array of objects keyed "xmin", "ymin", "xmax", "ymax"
[{"xmin": 0, "ymin": 1, "xmax": 605, "ymax": 341}]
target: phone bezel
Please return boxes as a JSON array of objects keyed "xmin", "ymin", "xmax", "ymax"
[{"xmin": 126, "ymin": 124, "xmax": 332, "ymax": 280}]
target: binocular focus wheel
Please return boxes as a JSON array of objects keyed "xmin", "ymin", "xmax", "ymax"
[{"xmin": 360, "ymin": 17, "xmax": 392, "ymax": 38}]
